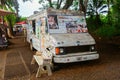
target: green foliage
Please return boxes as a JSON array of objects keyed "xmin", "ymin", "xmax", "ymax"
[
  {"xmin": 87, "ymin": 0, "xmax": 108, "ymax": 29},
  {"xmin": 95, "ymin": 25, "xmax": 116, "ymax": 38},
  {"xmin": 5, "ymin": 14, "xmax": 16, "ymax": 27},
  {"xmin": 70, "ymin": 0, "xmax": 79, "ymax": 10},
  {"xmin": 87, "ymin": 0, "xmax": 107, "ymax": 16},
  {"xmin": 39, "ymin": 0, "xmax": 49, "ymax": 10},
  {"xmin": 87, "ymin": 13, "xmax": 119, "ymax": 38},
  {"xmin": 100, "ymin": 13, "xmax": 114, "ymax": 25},
  {"xmin": 16, "ymin": 16, "xmax": 27, "ymax": 22},
  {"xmin": 38, "ymin": 0, "xmax": 65, "ymax": 9},
  {"xmin": 38, "ymin": 0, "xmax": 75, "ymax": 10},
  {"xmin": 19, "ymin": 17, "xmax": 27, "ymax": 21},
  {"xmin": 109, "ymin": 0, "xmax": 120, "ymax": 36},
  {"xmin": 86, "ymin": 15, "xmax": 104, "ymax": 31},
  {"xmin": 86, "ymin": 17, "xmax": 97, "ymax": 31}
]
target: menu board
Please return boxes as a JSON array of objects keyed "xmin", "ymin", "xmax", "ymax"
[{"xmin": 47, "ymin": 15, "xmax": 88, "ymax": 33}]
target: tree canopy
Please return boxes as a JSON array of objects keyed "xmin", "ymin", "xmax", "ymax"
[{"xmin": 0, "ymin": 0, "xmax": 120, "ymax": 38}]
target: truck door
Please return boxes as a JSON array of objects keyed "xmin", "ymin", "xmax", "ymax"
[{"xmin": 32, "ymin": 18, "xmax": 43, "ymax": 51}]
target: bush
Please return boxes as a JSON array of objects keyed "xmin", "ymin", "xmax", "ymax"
[
  {"xmin": 95, "ymin": 25, "xmax": 116, "ymax": 38},
  {"xmin": 86, "ymin": 16, "xmax": 103, "ymax": 31},
  {"xmin": 87, "ymin": 18, "xmax": 97, "ymax": 31}
]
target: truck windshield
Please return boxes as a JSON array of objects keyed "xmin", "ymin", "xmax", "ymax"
[{"xmin": 47, "ymin": 15, "xmax": 88, "ymax": 34}]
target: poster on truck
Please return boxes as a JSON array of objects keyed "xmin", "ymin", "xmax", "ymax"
[
  {"xmin": 48, "ymin": 15, "xmax": 59, "ymax": 29},
  {"xmin": 47, "ymin": 15, "xmax": 88, "ymax": 33}
]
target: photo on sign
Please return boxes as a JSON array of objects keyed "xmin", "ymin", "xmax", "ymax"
[
  {"xmin": 66, "ymin": 23, "xmax": 88, "ymax": 33},
  {"xmin": 66, "ymin": 21, "xmax": 77, "ymax": 33},
  {"xmin": 48, "ymin": 15, "xmax": 59, "ymax": 29},
  {"xmin": 65, "ymin": 16, "xmax": 88, "ymax": 33}
]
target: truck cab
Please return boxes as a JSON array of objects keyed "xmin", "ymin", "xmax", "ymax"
[{"xmin": 27, "ymin": 8, "xmax": 99, "ymax": 63}]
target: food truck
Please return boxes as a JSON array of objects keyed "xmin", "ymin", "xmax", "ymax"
[{"xmin": 27, "ymin": 8, "xmax": 99, "ymax": 64}]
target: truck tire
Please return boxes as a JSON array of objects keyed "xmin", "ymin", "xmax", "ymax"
[
  {"xmin": 51, "ymin": 62, "xmax": 60, "ymax": 71},
  {"xmin": 5, "ymin": 46, "xmax": 8, "ymax": 49}
]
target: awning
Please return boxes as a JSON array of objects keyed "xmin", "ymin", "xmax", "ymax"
[
  {"xmin": 0, "ymin": 9, "xmax": 15, "ymax": 16},
  {"xmin": 16, "ymin": 21, "xmax": 26, "ymax": 25}
]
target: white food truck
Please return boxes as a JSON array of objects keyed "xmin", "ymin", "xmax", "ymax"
[{"xmin": 27, "ymin": 8, "xmax": 99, "ymax": 64}]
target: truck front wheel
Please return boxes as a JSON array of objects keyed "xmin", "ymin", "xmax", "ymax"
[{"xmin": 51, "ymin": 62, "xmax": 60, "ymax": 71}]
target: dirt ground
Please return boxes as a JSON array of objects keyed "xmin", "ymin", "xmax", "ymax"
[{"xmin": 0, "ymin": 32, "xmax": 120, "ymax": 80}]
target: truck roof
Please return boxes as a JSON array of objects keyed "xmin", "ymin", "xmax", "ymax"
[{"xmin": 27, "ymin": 8, "xmax": 85, "ymax": 20}]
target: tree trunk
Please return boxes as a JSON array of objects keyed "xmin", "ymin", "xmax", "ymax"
[
  {"xmin": 84, "ymin": 0, "xmax": 88, "ymax": 13},
  {"xmin": 7, "ymin": 28, "xmax": 14, "ymax": 38},
  {"xmin": 6, "ymin": 17, "xmax": 14, "ymax": 38},
  {"xmin": 47, "ymin": 0, "xmax": 54, "ymax": 8},
  {"xmin": 107, "ymin": 0, "xmax": 111, "ymax": 24},
  {"xmin": 79, "ymin": 0, "xmax": 88, "ymax": 15},
  {"xmin": 56, "ymin": 0, "xmax": 63, "ymax": 9},
  {"xmin": 62, "ymin": 0, "xmax": 73, "ymax": 9}
]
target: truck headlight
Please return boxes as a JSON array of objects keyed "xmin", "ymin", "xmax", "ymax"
[
  {"xmin": 60, "ymin": 48, "xmax": 64, "ymax": 53},
  {"xmin": 91, "ymin": 46, "xmax": 95, "ymax": 50},
  {"xmin": 55, "ymin": 47, "xmax": 64, "ymax": 55},
  {"xmin": 90, "ymin": 46, "xmax": 95, "ymax": 51}
]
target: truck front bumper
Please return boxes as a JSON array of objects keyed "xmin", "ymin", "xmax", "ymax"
[{"xmin": 53, "ymin": 52, "xmax": 99, "ymax": 63}]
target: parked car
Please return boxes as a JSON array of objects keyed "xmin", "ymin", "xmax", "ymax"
[{"xmin": 0, "ymin": 27, "xmax": 8, "ymax": 48}]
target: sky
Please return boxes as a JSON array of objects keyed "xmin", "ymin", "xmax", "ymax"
[
  {"xmin": 19, "ymin": 0, "xmax": 40, "ymax": 17},
  {"xmin": 18, "ymin": 0, "xmax": 108, "ymax": 17}
]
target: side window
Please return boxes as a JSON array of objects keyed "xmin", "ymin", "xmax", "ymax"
[
  {"xmin": 36, "ymin": 18, "xmax": 42, "ymax": 38},
  {"xmin": 45, "ymin": 18, "xmax": 48, "ymax": 33},
  {"xmin": 32, "ymin": 20, "xmax": 36, "ymax": 34}
]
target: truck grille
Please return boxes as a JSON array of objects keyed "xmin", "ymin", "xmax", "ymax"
[{"xmin": 62, "ymin": 45, "xmax": 91, "ymax": 54}]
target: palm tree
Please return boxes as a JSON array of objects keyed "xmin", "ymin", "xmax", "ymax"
[
  {"xmin": 0, "ymin": 0, "xmax": 17, "ymax": 37},
  {"xmin": 0, "ymin": 0, "xmax": 30, "ymax": 16},
  {"xmin": 87, "ymin": 0, "xmax": 107, "ymax": 26},
  {"xmin": 0, "ymin": 0, "xmax": 30, "ymax": 37}
]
